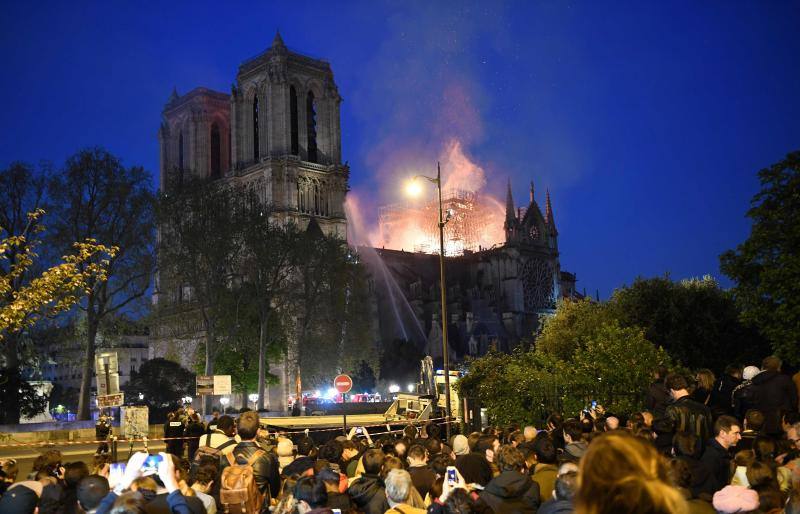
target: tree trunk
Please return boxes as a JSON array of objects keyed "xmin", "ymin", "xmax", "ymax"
[
  {"xmin": 204, "ymin": 325, "xmax": 214, "ymax": 415},
  {"xmin": 3, "ymin": 334, "xmax": 21, "ymax": 424},
  {"xmin": 77, "ymin": 311, "xmax": 99, "ymax": 420},
  {"xmin": 257, "ymin": 311, "xmax": 269, "ymax": 411}
]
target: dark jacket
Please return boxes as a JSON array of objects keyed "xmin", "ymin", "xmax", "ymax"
[
  {"xmin": 164, "ymin": 419, "xmax": 185, "ymax": 456},
  {"xmin": 222, "ymin": 440, "xmax": 281, "ymax": 500},
  {"xmin": 665, "ymin": 397, "xmax": 712, "ymax": 447},
  {"xmin": 709, "ymin": 374, "xmax": 741, "ymax": 417},
  {"xmin": 409, "ymin": 465, "xmax": 437, "ymax": 499},
  {"xmin": 731, "ymin": 379, "xmax": 758, "ymax": 420},
  {"xmin": 145, "ymin": 492, "xmax": 207, "ymax": 514},
  {"xmin": 326, "ymin": 491, "xmax": 354, "ymax": 513},
  {"xmin": 675, "ymin": 455, "xmax": 710, "ymax": 499},
  {"xmin": 699, "ymin": 438, "xmax": 732, "ymax": 496},
  {"xmin": 751, "ymin": 370, "xmax": 798, "ymax": 435},
  {"xmin": 480, "ymin": 470, "xmax": 540, "ymax": 514},
  {"xmin": 347, "ymin": 473, "xmax": 388, "ymax": 514},
  {"xmin": 455, "ymin": 452, "xmax": 493, "ymax": 486},
  {"xmin": 645, "ymin": 381, "xmax": 671, "ymax": 417},
  {"xmin": 538, "ymin": 499, "xmax": 573, "ymax": 514}
]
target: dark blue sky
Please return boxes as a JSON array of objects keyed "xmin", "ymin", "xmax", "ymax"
[{"xmin": 2, "ymin": 1, "xmax": 799, "ymax": 298}]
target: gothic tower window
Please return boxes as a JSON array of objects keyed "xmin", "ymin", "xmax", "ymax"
[
  {"xmin": 306, "ymin": 91, "xmax": 318, "ymax": 163},
  {"xmin": 252, "ymin": 96, "xmax": 260, "ymax": 160},
  {"xmin": 290, "ymin": 86, "xmax": 299, "ymax": 156},
  {"xmin": 210, "ymin": 123, "xmax": 221, "ymax": 179}
]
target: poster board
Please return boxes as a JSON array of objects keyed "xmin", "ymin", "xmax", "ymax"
[
  {"xmin": 213, "ymin": 375, "xmax": 232, "ymax": 395},
  {"xmin": 121, "ymin": 406, "xmax": 149, "ymax": 439},
  {"xmin": 196, "ymin": 375, "xmax": 214, "ymax": 395}
]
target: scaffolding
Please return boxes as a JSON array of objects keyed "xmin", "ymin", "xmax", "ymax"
[{"xmin": 378, "ymin": 188, "xmax": 500, "ymax": 256}]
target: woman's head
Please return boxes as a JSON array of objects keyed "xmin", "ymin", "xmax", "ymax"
[
  {"xmin": 576, "ymin": 431, "xmax": 687, "ymax": 514},
  {"xmin": 695, "ymin": 369, "xmax": 715, "ymax": 391}
]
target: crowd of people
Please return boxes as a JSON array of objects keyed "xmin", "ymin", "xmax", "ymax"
[{"xmin": 2, "ymin": 355, "xmax": 800, "ymax": 514}]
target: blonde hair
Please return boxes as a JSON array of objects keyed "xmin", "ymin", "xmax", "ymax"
[
  {"xmin": 695, "ymin": 369, "xmax": 715, "ymax": 391},
  {"xmin": 576, "ymin": 432, "xmax": 688, "ymax": 514}
]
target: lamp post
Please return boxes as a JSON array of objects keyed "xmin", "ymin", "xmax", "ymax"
[{"xmin": 406, "ymin": 162, "xmax": 453, "ymax": 439}]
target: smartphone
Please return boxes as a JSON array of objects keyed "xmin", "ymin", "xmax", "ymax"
[
  {"xmin": 356, "ymin": 427, "xmax": 363, "ymax": 435},
  {"xmin": 141, "ymin": 454, "xmax": 163, "ymax": 476},
  {"xmin": 446, "ymin": 466, "xmax": 457, "ymax": 485},
  {"xmin": 332, "ymin": 510, "xmax": 342, "ymax": 514},
  {"xmin": 591, "ymin": 400, "xmax": 597, "ymax": 409},
  {"xmin": 108, "ymin": 462, "xmax": 126, "ymax": 488}
]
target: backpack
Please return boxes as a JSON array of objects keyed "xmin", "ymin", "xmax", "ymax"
[
  {"xmin": 220, "ymin": 449, "xmax": 267, "ymax": 514},
  {"xmin": 191, "ymin": 433, "xmax": 236, "ymax": 472}
]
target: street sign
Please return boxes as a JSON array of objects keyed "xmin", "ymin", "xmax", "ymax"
[
  {"xmin": 334, "ymin": 374, "xmax": 353, "ymax": 394},
  {"xmin": 196, "ymin": 376, "xmax": 214, "ymax": 395},
  {"xmin": 97, "ymin": 392, "xmax": 124, "ymax": 408},
  {"xmin": 213, "ymin": 375, "xmax": 232, "ymax": 395}
]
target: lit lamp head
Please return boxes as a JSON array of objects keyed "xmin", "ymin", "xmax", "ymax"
[{"xmin": 404, "ymin": 178, "xmax": 423, "ymax": 198}]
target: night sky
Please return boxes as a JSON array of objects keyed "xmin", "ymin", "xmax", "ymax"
[{"xmin": 2, "ymin": 1, "xmax": 799, "ymax": 298}]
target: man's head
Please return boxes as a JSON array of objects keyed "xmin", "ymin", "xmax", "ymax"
[
  {"xmin": 665, "ymin": 374, "xmax": 689, "ymax": 398},
  {"xmin": 523, "ymin": 426, "xmax": 537, "ymax": 442},
  {"xmin": 554, "ymin": 470, "xmax": 578, "ymax": 501},
  {"xmin": 363, "ymin": 448, "xmax": 385, "ymax": 475},
  {"xmin": 294, "ymin": 476, "xmax": 327, "ymax": 512},
  {"xmin": 533, "ymin": 435, "xmax": 558, "ymax": 465},
  {"xmin": 744, "ymin": 409, "xmax": 765, "ymax": 432},
  {"xmin": 236, "ymin": 411, "xmax": 260, "ymax": 440},
  {"xmin": 654, "ymin": 365, "xmax": 668, "ymax": 381},
  {"xmin": 641, "ymin": 411, "xmax": 654, "ymax": 428},
  {"xmin": 496, "ymin": 445, "xmax": 525, "ymax": 473},
  {"xmin": 424, "ymin": 437, "xmax": 441, "ymax": 457},
  {"xmin": 724, "ymin": 364, "xmax": 743, "ymax": 380},
  {"xmin": 384, "ymin": 469, "xmax": 413, "ymax": 506},
  {"xmin": 672, "ymin": 432, "xmax": 698, "ymax": 458},
  {"xmin": 714, "ymin": 415, "xmax": 742, "ymax": 449},
  {"xmin": 77, "ymin": 475, "xmax": 110, "ymax": 512},
  {"xmin": 475, "ymin": 434, "xmax": 500, "ymax": 463},
  {"xmin": 216, "ymin": 415, "xmax": 236, "ymax": 436},
  {"xmin": 604, "ymin": 417, "xmax": 619, "ymax": 431},
  {"xmin": 563, "ymin": 420, "xmax": 583, "ymax": 445},
  {"xmin": 762, "ymin": 356, "xmax": 782, "ymax": 372},
  {"xmin": 339, "ymin": 440, "xmax": 357, "ymax": 461},
  {"xmin": 786, "ymin": 422, "xmax": 800, "ymax": 452},
  {"xmin": 406, "ymin": 444, "xmax": 427, "ymax": 466}
]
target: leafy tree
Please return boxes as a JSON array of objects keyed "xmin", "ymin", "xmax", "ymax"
[
  {"xmin": 48, "ymin": 148, "xmax": 155, "ymax": 420},
  {"xmin": 156, "ymin": 179, "xmax": 246, "ymax": 413},
  {"xmin": 123, "ymin": 358, "xmax": 195, "ymax": 410},
  {"xmin": 1, "ymin": 162, "xmax": 114, "ymax": 423},
  {"xmin": 459, "ymin": 300, "xmax": 670, "ymax": 425},
  {"xmin": 238, "ymin": 203, "xmax": 300, "ymax": 411},
  {"xmin": 609, "ymin": 275, "xmax": 768, "ymax": 370},
  {"xmin": 721, "ymin": 151, "xmax": 800, "ymax": 363}
]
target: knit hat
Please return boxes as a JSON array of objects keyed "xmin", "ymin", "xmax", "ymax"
[
  {"xmin": 712, "ymin": 485, "xmax": 759, "ymax": 513},
  {"xmin": 742, "ymin": 366, "xmax": 761, "ymax": 381},
  {"xmin": 452, "ymin": 435, "xmax": 469, "ymax": 456},
  {"xmin": 0, "ymin": 482, "xmax": 43, "ymax": 514}
]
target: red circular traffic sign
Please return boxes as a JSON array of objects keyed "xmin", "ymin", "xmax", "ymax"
[{"xmin": 334, "ymin": 374, "xmax": 353, "ymax": 394}]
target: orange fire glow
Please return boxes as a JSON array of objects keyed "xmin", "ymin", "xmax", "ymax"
[{"xmin": 373, "ymin": 140, "xmax": 506, "ymax": 255}]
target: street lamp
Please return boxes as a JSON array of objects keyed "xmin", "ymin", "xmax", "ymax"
[
  {"xmin": 405, "ymin": 162, "xmax": 453, "ymax": 439},
  {"xmin": 388, "ymin": 384, "xmax": 400, "ymax": 394},
  {"xmin": 248, "ymin": 393, "xmax": 259, "ymax": 409},
  {"xmin": 220, "ymin": 397, "xmax": 230, "ymax": 410}
]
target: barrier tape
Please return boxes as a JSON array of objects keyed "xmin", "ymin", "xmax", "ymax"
[{"xmin": 0, "ymin": 417, "xmax": 452, "ymax": 449}]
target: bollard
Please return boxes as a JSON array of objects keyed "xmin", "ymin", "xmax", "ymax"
[{"xmin": 111, "ymin": 436, "xmax": 118, "ymax": 462}]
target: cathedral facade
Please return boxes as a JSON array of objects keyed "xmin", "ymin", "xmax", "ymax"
[{"xmin": 157, "ymin": 32, "xmax": 348, "ymax": 238}]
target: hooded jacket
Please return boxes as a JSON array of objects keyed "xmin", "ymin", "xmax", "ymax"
[
  {"xmin": 538, "ymin": 499, "xmax": 573, "ymax": 514},
  {"xmin": 480, "ymin": 470, "xmax": 540, "ymax": 514},
  {"xmin": 346, "ymin": 473, "xmax": 388, "ymax": 514},
  {"xmin": 751, "ymin": 370, "xmax": 798, "ymax": 435}
]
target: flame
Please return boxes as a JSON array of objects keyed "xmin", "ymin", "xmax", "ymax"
[{"xmin": 364, "ymin": 139, "xmax": 505, "ymax": 255}]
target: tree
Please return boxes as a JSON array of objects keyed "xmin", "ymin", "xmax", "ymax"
[
  {"xmin": 124, "ymin": 358, "xmax": 195, "ymax": 413},
  {"xmin": 609, "ymin": 275, "xmax": 768, "ymax": 370},
  {"xmin": 156, "ymin": 178, "xmax": 246, "ymax": 414},
  {"xmin": 721, "ymin": 150, "xmax": 800, "ymax": 363},
  {"xmin": 239, "ymin": 203, "xmax": 300, "ymax": 411},
  {"xmin": 1, "ymin": 162, "xmax": 114, "ymax": 423},
  {"xmin": 49, "ymin": 148, "xmax": 155, "ymax": 420},
  {"xmin": 458, "ymin": 299, "xmax": 671, "ymax": 425}
]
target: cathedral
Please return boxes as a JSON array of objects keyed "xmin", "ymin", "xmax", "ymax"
[
  {"xmin": 157, "ymin": 32, "xmax": 348, "ymax": 238},
  {"xmin": 153, "ymin": 34, "xmax": 582, "ymax": 408}
]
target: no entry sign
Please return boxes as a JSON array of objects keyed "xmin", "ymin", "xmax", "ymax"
[{"xmin": 334, "ymin": 374, "xmax": 353, "ymax": 394}]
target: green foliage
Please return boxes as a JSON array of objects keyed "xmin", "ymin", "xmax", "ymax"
[
  {"xmin": 721, "ymin": 151, "xmax": 800, "ymax": 363},
  {"xmin": 124, "ymin": 358, "xmax": 195, "ymax": 409},
  {"xmin": 609, "ymin": 275, "xmax": 768, "ymax": 370},
  {"xmin": 460, "ymin": 299, "xmax": 670, "ymax": 425}
]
